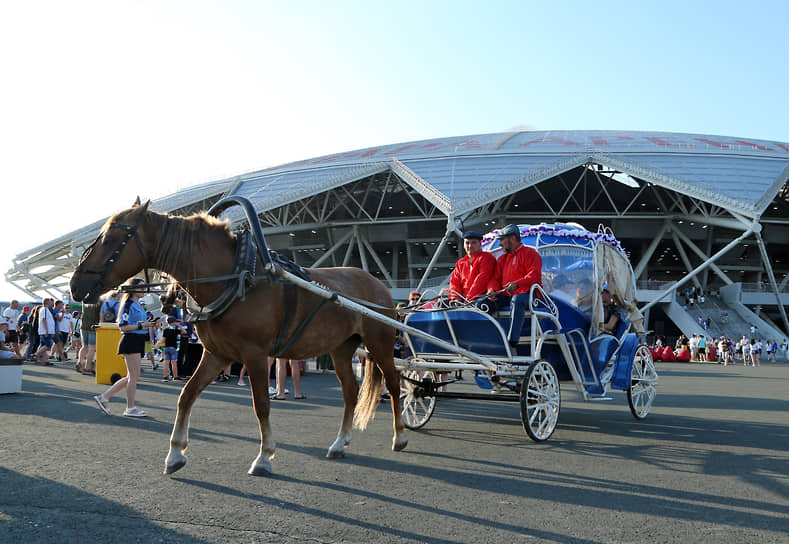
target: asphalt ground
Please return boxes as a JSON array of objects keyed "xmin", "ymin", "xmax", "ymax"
[{"xmin": 1, "ymin": 359, "xmax": 788, "ymax": 543}]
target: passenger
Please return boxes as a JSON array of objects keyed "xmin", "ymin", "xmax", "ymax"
[
  {"xmin": 486, "ymin": 224, "xmax": 542, "ymax": 346},
  {"xmin": 449, "ymin": 231, "xmax": 497, "ymax": 307},
  {"xmin": 548, "ymin": 274, "xmax": 575, "ymax": 306},
  {"xmin": 600, "ymin": 285, "xmax": 623, "ymax": 336},
  {"xmin": 575, "ymin": 278, "xmax": 594, "ymax": 314}
]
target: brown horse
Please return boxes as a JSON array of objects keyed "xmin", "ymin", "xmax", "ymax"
[{"xmin": 69, "ymin": 198, "xmax": 407, "ymax": 476}]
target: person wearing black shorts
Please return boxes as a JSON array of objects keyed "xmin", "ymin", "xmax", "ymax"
[{"xmin": 92, "ymin": 279, "xmax": 153, "ymax": 418}]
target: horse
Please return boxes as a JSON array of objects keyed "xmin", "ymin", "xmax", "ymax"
[{"xmin": 69, "ymin": 198, "xmax": 407, "ymax": 476}]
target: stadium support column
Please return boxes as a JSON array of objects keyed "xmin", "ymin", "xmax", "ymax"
[
  {"xmin": 754, "ymin": 229, "xmax": 789, "ymax": 334},
  {"xmin": 641, "ymin": 226, "xmax": 755, "ymax": 313},
  {"xmin": 416, "ymin": 228, "xmax": 452, "ymax": 293}
]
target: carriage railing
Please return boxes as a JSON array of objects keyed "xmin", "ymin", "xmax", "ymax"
[
  {"xmin": 403, "ymin": 284, "xmax": 565, "ymax": 374},
  {"xmin": 273, "ymin": 267, "xmax": 499, "ymax": 371}
]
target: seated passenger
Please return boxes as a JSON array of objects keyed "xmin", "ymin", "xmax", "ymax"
[
  {"xmin": 548, "ymin": 274, "xmax": 575, "ymax": 306},
  {"xmin": 575, "ymin": 278, "xmax": 594, "ymax": 314},
  {"xmin": 601, "ymin": 285, "xmax": 623, "ymax": 336}
]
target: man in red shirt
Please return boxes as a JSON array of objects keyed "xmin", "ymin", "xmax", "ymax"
[
  {"xmin": 449, "ymin": 231, "xmax": 497, "ymax": 304},
  {"xmin": 487, "ymin": 224, "xmax": 543, "ymax": 346}
]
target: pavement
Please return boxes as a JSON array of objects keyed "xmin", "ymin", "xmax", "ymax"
[{"xmin": 1, "ymin": 359, "xmax": 788, "ymax": 543}]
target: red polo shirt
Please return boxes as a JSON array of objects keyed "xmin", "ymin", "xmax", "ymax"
[
  {"xmin": 489, "ymin": 244, "xmax": 542, "ymax": 296},
  {"xmin": 449, "ymin": 251, "xmax": 497, "ymax": 300}
]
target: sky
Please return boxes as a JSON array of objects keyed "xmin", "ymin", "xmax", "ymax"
[{"xmin": 2, "ymin": 0, "xmax": 788, "ymax": 301}]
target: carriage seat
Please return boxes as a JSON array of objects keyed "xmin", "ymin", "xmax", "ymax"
[{"xmin": 588, "ymin": 313, "xmax": 630, "ymax": 373}]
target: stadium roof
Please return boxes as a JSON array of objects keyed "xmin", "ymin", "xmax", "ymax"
[
  {"xmin": 226, "ymin": 129, "xmax": 789, "ymax": 219},
  {"xmin": 7, "ymin": 129, "xmax": 789, "ymax": 299}
]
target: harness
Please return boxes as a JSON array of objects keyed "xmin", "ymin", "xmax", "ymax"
[{"xmin": 183, "ymin": 197, "xmax": 326, "ymax": 356}]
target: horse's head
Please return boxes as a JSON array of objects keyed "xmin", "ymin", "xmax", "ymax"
[{"xmin": 70, "ymin": 197, "xmax": 152, "ymax": 303}]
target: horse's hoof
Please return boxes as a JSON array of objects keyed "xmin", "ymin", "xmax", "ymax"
[
  {"xmin": 248, "ymin": 455, "xmax": 273, "ymax": 476},
  {"xmin": 393, "ymin": 436, "xmax": 408, "ymax": 452},
  {"xmin": 248, "ymin": 465, "xmax": 272, "ymax": 477},
  {"xmin": 164, "ymin": 459, "xmax": 186, "ymax": 475},
  {"xmin": 326, "ymin": 449, "xmax": 345, "ymax": 459}
]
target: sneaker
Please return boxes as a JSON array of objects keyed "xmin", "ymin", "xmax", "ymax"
[
  {"xmin": 237, "ymin": 380, "xmax": 246, "ymax": 386},
  {"xmin": 268, "ymin": 386, "xmax": 277, "ymax": 396},
  {"xmin": 93, "ymin": 395, "xmax": 111, "ymax": 415},
  {"xmin": 123, "ymin": 407, "xmax": 147, "ymax": 417},
  {"xmin": 162, "ymin": 377, "xmax": 170, "ymax": 382},
  {"xmin": 152, "ymin": 363, "xmax": 159, "ymax": 371}
]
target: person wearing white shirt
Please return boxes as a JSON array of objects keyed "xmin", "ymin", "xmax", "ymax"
[
  {"xmin": 2, "ymin": 300, "xmax": 22, "ymax": 358},
  {"xmin": 35, "ymin": 299, "xmax": 56, "ymax": 365}
]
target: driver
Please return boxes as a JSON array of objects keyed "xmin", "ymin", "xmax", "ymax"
[
  {"xmin": 486, "ymin": 224, "xmax": 542, "ymax": 346},
  {"xmin": 448, "ymin": 231, "xmax": 496, "ymax": 305}
]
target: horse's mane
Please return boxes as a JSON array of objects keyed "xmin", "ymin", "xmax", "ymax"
[{"xmin": 151, "ymin": 211, "xmax": 231, "ymax": 281}]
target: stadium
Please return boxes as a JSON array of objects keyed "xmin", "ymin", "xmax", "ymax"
[{"xmin": 6, "ymin": 129, "xmax": 789, "ymax": 341}]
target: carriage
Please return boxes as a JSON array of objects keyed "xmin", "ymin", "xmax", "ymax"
[
  {"xmin": 397, "ymin": 223, "xmax": 658, "ymax": 441},
  {"xmin": 70, "ymin": 197, "xmax": 657, "ymax": 476}
]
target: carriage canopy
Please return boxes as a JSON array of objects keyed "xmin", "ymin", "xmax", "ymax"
[{"xmin": 481, "ymin": 223, "xmax": 645, "ymax": 336}]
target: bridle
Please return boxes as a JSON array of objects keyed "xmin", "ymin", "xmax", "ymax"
[{"xmin": 75, "ymin": 212, "xmax": 151, "ymax": 298}]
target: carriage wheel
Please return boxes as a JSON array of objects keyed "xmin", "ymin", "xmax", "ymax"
[
  {"xmin": 520, "ymin": 360, "xmax": 560, "ymax": 442},
  {"xmin": 400, "ymin": 369, "xmax": 437, "ymax": 430},
  {"xmin": 627, "ymin": 345, "xmax": 658, "ymax": 420}
]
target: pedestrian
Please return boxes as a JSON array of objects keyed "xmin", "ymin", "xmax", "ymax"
[
  {"xmin": 751, "ymin": 338, "xmax": 761, "ymax": 367},
  {"xmin": 766, "ymin": 339, "xmax": 777, "ymax": 362},
  {"xmin": 92, "ymin": 278, "xmax": 154, "ymax": 417},
  {"xmin": 70, "ymin": 311, "xmax": 82, "ymax": 365},
  {"xmin": 0, "ymin": 322, "xmax": 22, "ymax": 360},
  {"xmin": 273, "ymin": 358, "xmax": 305, "ymax": 400},
  {"xmin": 2, "ymin": 300, "xmax": 23, "ymax": 358},
  {"xmin": 78, "ymin": 301, "xmax": 100, "ymax": 374},
  {"xmin": 160, "ymin": 317, "xmax": 182, "ymax": 381},
  {"xmin": 34, "ymin": 299, "xmax": 56, "ymax": 365}
]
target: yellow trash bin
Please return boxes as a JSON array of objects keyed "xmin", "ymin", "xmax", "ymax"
[{"xmin": 95, "ymin": 323, "xmax": 127, "ymax": 385}]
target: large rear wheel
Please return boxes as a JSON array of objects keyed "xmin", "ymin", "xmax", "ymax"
[
  {"xmin": 400, "ymin": 369, "xmax": 437, "ymax": 429},
  {"xmin": 627, "ymin": 345, "xmax": 658, "ymax": 419},
  {"xmin": 520, "ymin": 360, "xmax": 560, "ymax": 441}
]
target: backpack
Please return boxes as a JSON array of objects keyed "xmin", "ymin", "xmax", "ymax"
[{"xmin": 102, "ymin": 300, "xmax": 119, "ymax": 323}]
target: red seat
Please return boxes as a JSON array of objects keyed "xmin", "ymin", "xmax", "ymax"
[
  {"xmin": 661, "ymin": 346, "xmax": 675, "ymax": 362},
  {"xmin": 651, "ymin": 348, "xmax": 662, "ymax": 361},
  {"xmin": 676, "ymin": 349, "xmax": 691, "ymax": 362}
]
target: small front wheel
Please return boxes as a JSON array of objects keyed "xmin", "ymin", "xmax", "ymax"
[
  {"xmin": 628, "ymin": 345, "xmax": 658, "ymax": 419},
  {"xmin": 400, "ymin": 370, "xmax": 437, "ymax": 430},
  {"xmin": 520, "ymin": 360, "xmax": 560, "ymax": 442}
]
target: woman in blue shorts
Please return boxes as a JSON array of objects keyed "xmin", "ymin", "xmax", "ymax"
[{"xmin": 93, "ymin": 279, "xmax": 153, "ymax": 417}]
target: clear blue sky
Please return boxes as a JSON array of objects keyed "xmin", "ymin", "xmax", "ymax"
[{"xmin": 2, "ymin": 0, "xmax": 787, "ymax": 300}]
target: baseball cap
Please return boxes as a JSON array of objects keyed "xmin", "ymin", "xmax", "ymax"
[
  {"xmin": 462, "ymin": 231, "xmax": 483, "ymax": 240},
  {"xmin": 496, "ymin": 224, "xmax": 520, "ymax": 239}
]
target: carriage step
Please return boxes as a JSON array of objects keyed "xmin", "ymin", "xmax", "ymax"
[{"xmin": 589, "ymin": 396, "xmax": 614, "ymax": 401}]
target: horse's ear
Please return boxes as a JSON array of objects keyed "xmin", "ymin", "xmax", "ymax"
[{"xmin": 131, "ymin": 198, "xmax": 150, "ymax": 212}]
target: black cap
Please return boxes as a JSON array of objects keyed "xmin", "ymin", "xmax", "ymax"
[
  {"xmin": 462, "ymin": 231, "xmax": 483, "ymax": 240},
  {"xmin": 496, "ymin": 224, "xmax": 520, "ymax": 239}
]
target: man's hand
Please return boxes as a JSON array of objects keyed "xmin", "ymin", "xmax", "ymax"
[{"xmin": 504, "ymin": 282, "xmax": 519, "ymax": 294}]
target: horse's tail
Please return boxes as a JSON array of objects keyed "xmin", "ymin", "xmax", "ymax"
[{"xmin": 353, "ymin": 354, "xmax": 382, "ymax": 430}]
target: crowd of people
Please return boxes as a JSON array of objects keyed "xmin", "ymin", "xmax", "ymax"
[
  {"xmin": 1, "ymin": 285, "xmax": 308, "ymax": 418},
  {"xmin": 649, "ymin": 333, "xmax": 787, "ymax": 365}
]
